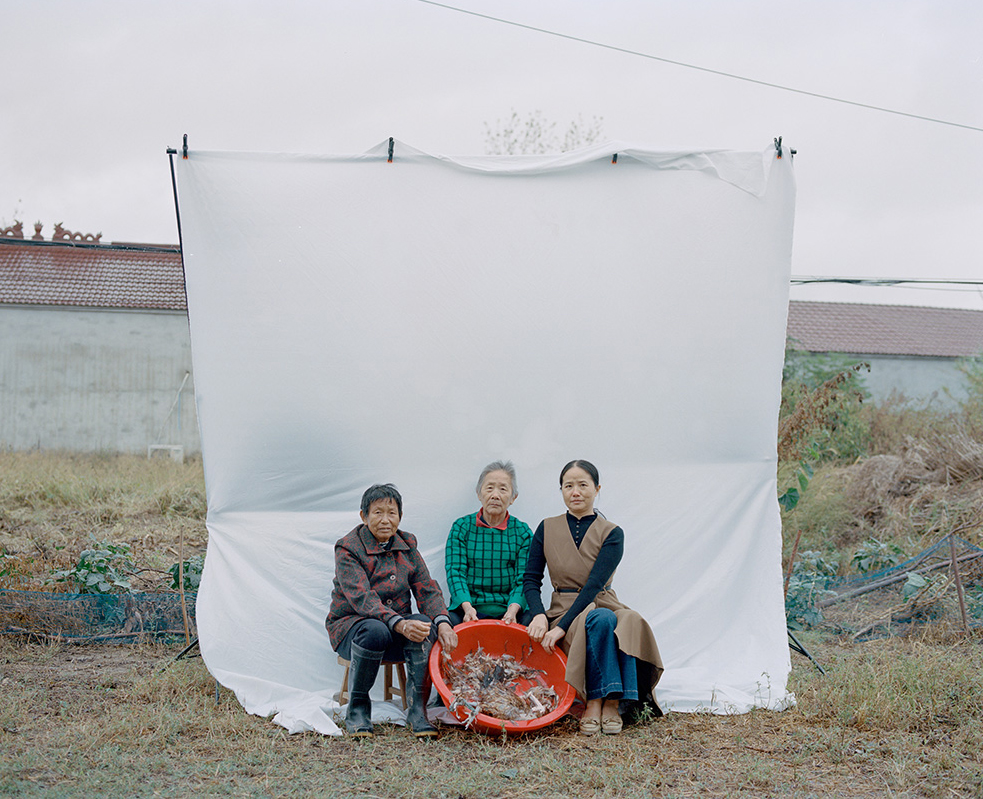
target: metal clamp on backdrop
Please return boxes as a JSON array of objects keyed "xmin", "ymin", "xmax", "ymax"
[{"xmin": 774, "ymin": 136, "xmax": 797, "ymax": 160}]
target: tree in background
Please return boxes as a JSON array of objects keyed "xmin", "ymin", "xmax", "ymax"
[{"xmin": 484, "ymin": 110, "xmax": 604, "ymax": 155}]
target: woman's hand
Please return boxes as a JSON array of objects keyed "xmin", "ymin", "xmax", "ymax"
[
  {"xmin": 526, "ymin": 613, "xmax": 549, "ymax": 642},
  {"xmin": 396, "ymin": 618, "xmax": 431, "ymax": 643},
  {"xmin": 460, "ymin": 602, "xmax": 479, "ymax": 623},
  {"xmin": 502, "ymin": 604, "xmax": 521, "ymax": 625},
  {"xmin": 437, "ymin": 621, "xmax": 458, "ymax": 652},
  {"xmin": 540, "ymin": 627, "xmax": 565, "ymax": 654}
]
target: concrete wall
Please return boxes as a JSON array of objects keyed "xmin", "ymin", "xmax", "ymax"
[
  {"xmin": 848, "ymin": 353, "xmax": 968, "ymax": 408},
  {"xmin": 0, "ymin": 305, "xmax": 199, "ymax": 454}
]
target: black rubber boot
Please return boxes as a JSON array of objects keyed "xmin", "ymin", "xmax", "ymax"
[
  {"xmin": 403, "ymin": 642, "xmax": 437, "ymax": 738},
  {"xmin": 346, "ymin": 643, "xmax": 383, "ymax": 737}
]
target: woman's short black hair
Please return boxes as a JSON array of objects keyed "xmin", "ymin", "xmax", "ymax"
[
  {"xmin": 559, "ymin": 459, "xmax": 600, "ymax": 487},
  {"xmin": 360, "ymin": 483, "xmax": 403, "ymax": 517}
]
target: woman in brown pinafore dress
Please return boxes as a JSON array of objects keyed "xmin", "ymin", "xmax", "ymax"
[{"xmin": 523, "ymin": 460, "xmax": 663, "ymax": 735}]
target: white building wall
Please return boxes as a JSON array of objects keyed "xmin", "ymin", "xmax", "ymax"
[
  {"xmin": 0, "ymin": 305, "xmax": 199, "ymax": 453},
  {"xmin": 855, "ymin": 353, "xmax": 969, "ymax": 407}
]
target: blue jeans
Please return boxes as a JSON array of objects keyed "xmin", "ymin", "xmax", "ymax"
[{"xmin": 584, "ymin": 608, "xmax": 638, "ymax": 702}]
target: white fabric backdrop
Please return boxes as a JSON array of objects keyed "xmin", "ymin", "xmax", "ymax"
[{"xmin": 174, "ymin": 140, "xmax": 796, "ymax": 735}]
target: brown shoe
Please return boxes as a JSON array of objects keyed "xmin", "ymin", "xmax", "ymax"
[{"xmin": 579, "ymin": 716, "xmax": 601, "ymax": 736}]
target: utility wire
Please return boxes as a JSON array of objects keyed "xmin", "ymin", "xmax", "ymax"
[
  {"xmin": 417, "ymin": 0, "xmax": 983, "ymax": 134},
  {"xmin": 792, "ymin": 277, "xmax": 983, "ymax": 287}
]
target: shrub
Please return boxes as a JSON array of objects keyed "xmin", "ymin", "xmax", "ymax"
[
  {"xmin": 52, "ymin": 540, "xmax": 134, "ymax": 593},
  {"xmin": 785, "ymin": 573, "xmax": 836, "ymax": 629},
  {"xmin": 851, "ymin": 537, "xmax": 905, "ymax": 575},
  {"xmin": 794, "ymin": 550, "xmax": 839, "ymax": 577},
  {"xmin": 168, "ymin": 555, "xmax": 204, "ymax": 592},
  {"xmin": 779, "ymin": 343, "xmax": 871, "ymax": 464}
]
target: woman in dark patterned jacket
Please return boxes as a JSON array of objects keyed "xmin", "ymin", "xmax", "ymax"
[{"xmin": 327, "ymin": 483, "xmax": 458, "ymax": 738}]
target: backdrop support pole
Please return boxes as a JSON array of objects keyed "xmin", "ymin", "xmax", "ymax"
[{"xmin": 788, "ymin": 628, "xmax": 825, "ymax": 675}]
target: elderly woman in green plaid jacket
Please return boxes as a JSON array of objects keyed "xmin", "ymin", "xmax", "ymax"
[{"xmin": 444, "ymin": 461, "xmax": 534, "ymax": 627}]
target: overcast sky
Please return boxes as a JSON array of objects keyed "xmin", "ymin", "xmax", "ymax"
[{"xmin": 2, "ymin": 0, "xmax": 981, "ymax": 309}]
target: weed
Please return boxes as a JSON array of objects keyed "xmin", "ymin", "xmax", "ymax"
[
  {"xmin": 851, "ymin": 538, "xmax": 905, "ymax": 575},
  {"xmin": 168, "ymin": 555, "xmax": 204, "ymax": 592},
  {"xmin": 50, "ymin": 539, "xmax": 135, "ymax": 593}
]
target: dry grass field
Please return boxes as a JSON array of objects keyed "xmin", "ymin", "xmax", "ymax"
[{"xmin": 1, "ymin": 451, "xmax": 983, "ymax": 798}]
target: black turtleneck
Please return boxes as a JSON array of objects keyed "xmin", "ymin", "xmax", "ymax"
[{"xmin": 522, "ymin": 512, "xmax": 624, "ymax": 631}]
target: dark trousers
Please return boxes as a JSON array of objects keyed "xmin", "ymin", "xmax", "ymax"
[{"xmin": 337, "ymin": 614, "xmax": 434, "ymax": 661}]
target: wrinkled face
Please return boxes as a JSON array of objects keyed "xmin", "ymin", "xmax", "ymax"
[
  {"xmin": 361, "ymin": 498, "xmax": 401, "ymax": 544},
  {"xmin": 561, "ymin": 466, "xmax": 599, "ymax": 517},
  {"xmin": 479, "ymin": 470, "xmax": 515, "ymax": 518}
]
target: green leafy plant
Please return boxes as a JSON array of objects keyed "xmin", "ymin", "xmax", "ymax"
[
  {"xmin": 778, "ymin": 461, "xmax": 814, "ymax": 512},
  {"xmin": 901, "ymin": 571, "xmax": 932, "ymax": 599},
  {"xmin": 793, "ymin": 550, "xmax": 839, "ymax": 577},
  {"xmin": 168, "ymin": 555, "xmax": 204, "ymax": 592},
  {"xmin": 851, "ymin": 538, "xmax": 905, "ymax": 575},
  {"xmin": 785, "ymin": 573, "xmax": 836, "ymax": 630},
  {"xmin": 52, "ymin": 540, "xmax": 134, "ymax": 593}
]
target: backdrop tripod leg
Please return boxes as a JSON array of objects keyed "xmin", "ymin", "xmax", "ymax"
[
  {"xmin": 175, "ymin": 637, "xmax": 200, "ymax": 660},
  {"xmin": 788, "ymin": 627, "xmax": 825, "ymax": 675}
]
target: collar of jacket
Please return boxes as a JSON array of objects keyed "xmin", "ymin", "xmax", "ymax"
[{"xmin": 357, "ymin": 524, "xmax": 411, "ymax": 554}]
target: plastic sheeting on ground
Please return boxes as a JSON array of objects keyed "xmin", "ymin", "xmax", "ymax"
[{"xmin": 173, "ymin": 139, "xmax": 796, "ymax": 734}]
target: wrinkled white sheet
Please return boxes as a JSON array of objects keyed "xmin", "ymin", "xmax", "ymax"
[{"xmin": 174, "ymin": 140, "xmax": 796, "ymax": 734}]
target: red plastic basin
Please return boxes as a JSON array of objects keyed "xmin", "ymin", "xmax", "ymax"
[{"xmin": 429, "ymin": 619, "xmax": 576, "ymax": 735}]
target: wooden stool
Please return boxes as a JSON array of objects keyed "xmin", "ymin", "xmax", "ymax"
[{"xmin": 337, "ymin": 655, "xmax": 407, "ymax": 709}]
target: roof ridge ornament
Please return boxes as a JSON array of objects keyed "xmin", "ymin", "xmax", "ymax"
[
  {"xmin": 0, "ymin": 221, "xmax": 24, "ymax": 239},
  {"xmin": 52, "ymin": 222, "xmax": 102, "ymax": 243}
]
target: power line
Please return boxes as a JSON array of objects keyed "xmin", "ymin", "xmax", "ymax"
[
  {"xmin": 791, "ymin": 277, "xmax": 983, "ymax": 287},
  {"xmin": 417, "ymin": 0, "xmax": 983, "ymax": 134}
]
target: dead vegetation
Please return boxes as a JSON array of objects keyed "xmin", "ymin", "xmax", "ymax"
[
  {"xmin": 4, "ymin": 374, "xmax": 983, "ymax": 799},
  {"xmin": 0, "ymin": 451, "xmax": 207, "ymax": 594},
  {"xmin": 1, "ymin": 631, "xmax": 981, "ymax": 798}
]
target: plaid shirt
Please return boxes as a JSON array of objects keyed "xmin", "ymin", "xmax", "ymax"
[
  {"xmin": 326, "ymin": 524, "xmax": 449, "ymax": 650},
  {"xmin": 444, "ymin": 511, "xmax": 532, "ymax": 615}
]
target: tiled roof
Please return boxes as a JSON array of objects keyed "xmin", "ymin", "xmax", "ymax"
[
  {"xmin": 0, "ymin": 238, "xmax": 185, "ymax": 311},
  {"xmin": 788, "ymin": 300, "xmax": 983, "ymax": 358}
]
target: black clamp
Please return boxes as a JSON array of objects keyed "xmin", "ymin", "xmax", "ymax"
[{"xmin": 774, "ymin": 136, "xmax": 797, "ymax": 160}]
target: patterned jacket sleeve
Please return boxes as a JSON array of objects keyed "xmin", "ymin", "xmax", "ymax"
[
  {"xmin": 405, "ymin": 533, "xmax": 451, "ymax": 623},
  {"xmin": 444, "ymin": 516, "xmax": 472, "ymax": 611},
  {"xmin": 507, "ymin": 520, "xmax": 533, "ymax": 610}
]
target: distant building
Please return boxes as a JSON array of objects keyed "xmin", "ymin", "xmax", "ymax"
[
  {"xmin": 4, "ymin": 223, "xmax": 981, "ymax": 453},
  {"xmin": 787, "ymin": 300, "xmax": 983, "ymax": 405},
  {"xmin": 0, "ymin": 225, "xmax": 196, "ymax": 455}
]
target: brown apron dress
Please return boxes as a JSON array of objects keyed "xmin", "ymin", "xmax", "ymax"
[{"xmin": 543, "ymin": 514, "xmax": 664, "ymax": 711}]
